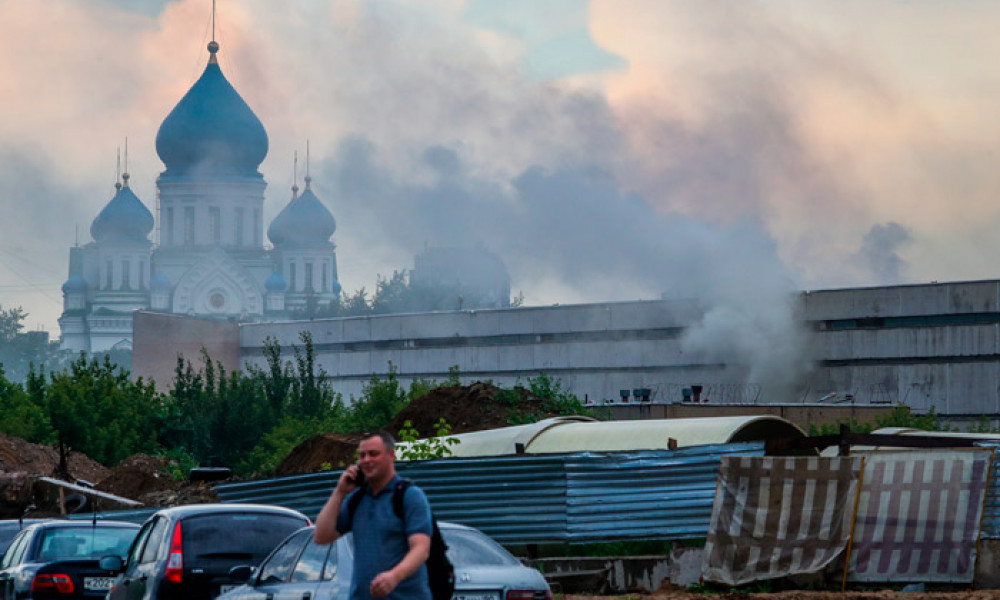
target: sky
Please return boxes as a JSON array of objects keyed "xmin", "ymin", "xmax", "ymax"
[{"xmin": 2, "ymin": 0, "xmax": 1000, "ymax": 369}]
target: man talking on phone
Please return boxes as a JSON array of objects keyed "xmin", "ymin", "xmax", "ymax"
[{"xmin": 315, "ymin": 430, "xmax": 433, "ymax": 600}]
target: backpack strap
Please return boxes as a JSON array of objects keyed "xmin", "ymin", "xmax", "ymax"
[{"xmin": 392, "ymin": 478, "xmax": 413, "ymax": 522}]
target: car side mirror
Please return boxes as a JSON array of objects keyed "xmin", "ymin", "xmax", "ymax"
[
  {"xmin": 99, "ymin": 555, "xmax": 124, "ymax": 572},
  {"xmin": 229, "ymin": 565, "xmax": 254, "ymax": 583}
]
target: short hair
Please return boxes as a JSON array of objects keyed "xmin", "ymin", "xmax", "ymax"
[{"xmin": 361, "ymin": 430, "xmax": 396, "ymax": 451}]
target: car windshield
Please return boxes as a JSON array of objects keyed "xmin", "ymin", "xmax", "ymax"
[
  {"xmin": 442, "ymin": 528, "xmax": 521, "ymax": 567},
  {"xmin": 38, "ymin": 527, "xmax": 136, "ymax": 561}
]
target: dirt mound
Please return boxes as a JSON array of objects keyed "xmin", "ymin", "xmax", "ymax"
[
  {"xmin": 95, "ymin": 455, "xmax": 178, "ymax": 499},
  {"xmin": 277, "ymin": 382, "xmax": 568, "ymax": 475},
  {"xmin": 275, "ymin": 433, "xmax": 362, "ymax": 476},
  {"xmin": 389, "ymin": 381, "xmax": 550, "ymax": 436},
  {"xmin": 95, "ymin": 454, "xmax": 220, "ymax": 507},
  {"xmin": 0, "ymin": 433, "xmax": 109, "ymax": 483}
]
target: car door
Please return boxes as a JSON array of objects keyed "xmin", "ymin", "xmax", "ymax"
[
  {"xmin": 243, "ymin": 529, "xmax": 311, "ymax": 600},
  {"xmin": 109, "ymin": 517, "xmax": 164, "ymax": 600},
  {"xmin": 276, "ymin": 535, "xmax": 332, "ymax": 600},
  {"xmin": 0, "ymin": 530, "xmax": 29, "ymax": 600}
]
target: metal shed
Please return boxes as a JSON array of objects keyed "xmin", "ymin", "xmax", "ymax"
[{"xmin": 400, "ymin": 415, "xmax": 805, "ymax": 458}]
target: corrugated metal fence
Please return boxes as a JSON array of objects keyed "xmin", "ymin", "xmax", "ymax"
[
  {"xmin": 213, "ymin": 442, "xmax": 763, "ymax": 545},
  {"xmin": 976, "ymin": 441, "xmax": 1000, "ymax": 539}
]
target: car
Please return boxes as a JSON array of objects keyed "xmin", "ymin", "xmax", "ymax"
[
  {"xmin": 218, "ymin": 522, "xmax": 553, "ymax": 600},
  {"xmin": 100, "ymin": 504, "xmax": 310, "ymax": 600},
  {"xmin": 0, "ymin": 519, "xmax": 139, "ymax": 600},
  {"xmin": 0, "ymin": 520, "xmax": 53, "ymax": 556}
]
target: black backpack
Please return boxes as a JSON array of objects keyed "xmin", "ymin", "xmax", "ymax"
[{"xmin": 347, "ymin": 478, "xmax": 456, "ymax": 600}]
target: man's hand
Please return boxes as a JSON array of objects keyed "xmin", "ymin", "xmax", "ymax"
[{"xmin": 370, "ymin": 570, "xmax": 400, "ymax": 598}]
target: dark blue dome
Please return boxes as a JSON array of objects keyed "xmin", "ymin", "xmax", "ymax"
[
  {"xmin": 90, "ymin": 178, "xmax": 154, "ymax": 243},
  {"xmin": 155, "ymin": 47, "xmax": 268, "ymax": 177},
  {"xmin": 150, "ymin": 271, "xmax": 171, "ymax": 291},
  {"xmin": 265, "ymin": 270, "xmax": 287, "ymax": 292},
  {"xmin": 331, "ymin": 279, "xmax": 342, "ymax": 295},
  {"xmin": 61, "ymin": 273, "xmax": 89, "ymax": 294},
  {"xmin": 267, "ymin": 178, "xmax": 336, "ymax": 247}
]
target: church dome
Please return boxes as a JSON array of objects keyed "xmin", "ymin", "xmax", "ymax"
[
  {"xmin": 90, "ymin": 175, "xmax": 154, "ymax": 243},
  {"xmin": 265, "ymin": 270, "xmax": 287, "ymax": 292},
  {"xmin": 61, "ymin": 273, "xmax": 89, "ymax": 294},
  {"xmin": 267, "ymin": 176, "xmax": 336, "ymax": 247},
  {"xmin": 150, "ymin": 271, "xmax": 171, "ymax": 291},
  {"xmin": 331, "ymin": 278, "xmax": 342, "ymax": 295},
  {"xmin": 155, "ymin": 41, "xmax": 268, "ymax": 178}
]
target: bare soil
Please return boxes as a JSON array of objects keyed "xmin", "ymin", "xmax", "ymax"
[{"xmin": 276, "ymin": 381, "xmax": 565, "ymax": 474}]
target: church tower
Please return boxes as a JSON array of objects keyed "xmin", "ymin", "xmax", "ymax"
[{"xmin": 60, "ymin": 25, "xmax": 341, "ymax": 351}]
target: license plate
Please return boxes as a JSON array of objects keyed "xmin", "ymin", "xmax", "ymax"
[
  {"xmin": 455, "ymin": 594, "xmax": 499, "ymax": 600},
  {"xmin": 84, "ymin": 577, "xmax": 115, "ymax": 591},
  {"xmin": 218, "ymin": 584, "xmax": 239, "ymax": 595}
]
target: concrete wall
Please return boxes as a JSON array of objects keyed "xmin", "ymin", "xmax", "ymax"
[
  {"xmin": 132, "ymin": 310, "xmax": 240, "ymax": 390},
  {"xmin": 132, "ymin": 279, "xmax": 1000, "ymax": 419}
]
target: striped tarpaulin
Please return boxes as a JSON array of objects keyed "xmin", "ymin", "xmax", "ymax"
[
  {"xmin": 702, "ymin": 456, "xmax": 863, "ymax": 586},
  {"xmin": 848, "ymin": 449, "xmax": 993, "ymax": 583}
]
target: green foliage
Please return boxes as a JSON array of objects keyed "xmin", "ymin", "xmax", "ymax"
[
  {"xmin": 396, "ymin": 419, "xmax": 460, "ymax": 461},
  {"xmin": 341, "ymin": 362, "xmax": 409, "ymax": 432},
  {"xmin": 245, "ymin": 414, "xmax": 344, "ymax": 474},
  {"xmin": 496, "ymin": 373, "xmax": 592, "ymax": 425},
  {"xmin": 446, "ymin": 365, "xmax": 462, "ymax": 387},
  {"xmin": 42, "ymin": 354, "xmax": 161, "ymax": 467},
  {"xmin": 156, "ymin": 448, "xmax": 199, "ymax": 482},
  {"xmin": 0, "ymin": 364, "xmax": 52, "ymax": 442},
  {"xmin": 807, "ymin": 404, "xmax": 949, "ymax": 437},
  {"xmin": 407, "ymin": 377, "xmax": 438, "ymax": 402}
]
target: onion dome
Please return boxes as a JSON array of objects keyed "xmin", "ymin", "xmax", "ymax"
[
  {"xmin": 150, "ymin": 271, "xmax": 171, "ymax": 291},
  {"xmin": 155, "ymin": 41, "xmax": 268, "ymax": 178},
  {"xmin": 61, "ymin": 273, "xmax": 89, "ymax": 294},
  {"xmin": 267, "ymin": 176, "xmax": 336, "ymax": 247},
  {"xmin": 90, "ymin": 174, "xmax": 155, "ymax": 243},
  {"xmin": 265, "ymin": 271, "xmax": 288, "ymax": 292}
]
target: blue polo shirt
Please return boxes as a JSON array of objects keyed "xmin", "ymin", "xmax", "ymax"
[{"xmin": 337, "ymin": 475, "xmax": 433, "ymax": 600}]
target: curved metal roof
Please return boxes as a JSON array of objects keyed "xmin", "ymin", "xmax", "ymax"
[{"xmin": 400, "ymin": 415, "xmax": 804, "ymax": 459}]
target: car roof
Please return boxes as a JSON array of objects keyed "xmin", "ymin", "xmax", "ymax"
[
  {"xmin": 149, "ymin": 503, "xmax": 309, "ymax": 520},
  {"xmin": 21, "ymin": 520, "xmax": 139, "ymax": 532}
]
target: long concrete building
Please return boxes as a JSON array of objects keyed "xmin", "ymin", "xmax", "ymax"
[{"xmin": 133, "ymin": 278, "xmax": 1000, "ymax": 425}]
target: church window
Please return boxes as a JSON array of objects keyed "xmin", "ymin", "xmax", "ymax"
[
  {"xmin": 106, "ymin": 260, "xmax": 113, "ymax": 289},
  {"xmin": 305, "ymin": 262, "xmax": 314, "ymax": 291},
  {"xmin": 254, "ymin": 209, "xmax": 261, "ymax": 246},
  {"xmin": 322, "ymin": 263, "xmax": 328, "ymax": 292},
  {"xmin": 164, "ymin": 207, "xmax": 174, "ymax": 245},
  {"xmin": 289, "ymin": 262, "xmax": 297, "ymax": 291},
  {"xmin": 122, "ymin": 260, "xmax": 131, "ymax": 290},
  {"xmin": 184, "ymin": 207, "xmax": 195, "ymax": 244},
  {"xmin": 235, "ymin": 208, "xmax": 244, "ymax": 246},
  {"xmin": 210, "ymin": 207, "xmax": 221, "ymax": 244},
  {"xmin": 139, "ymin": 261, "xmax": 146, "ymax": 289}
]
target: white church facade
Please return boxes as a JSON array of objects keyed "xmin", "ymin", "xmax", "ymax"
[{"xmin": 59, "ymin": 39, "xmax": 341, "ymax": 353}]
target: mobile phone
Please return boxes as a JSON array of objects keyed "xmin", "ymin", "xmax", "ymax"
[{"xmin": 352, "ymin": 467, "xmax": 366, "ymax": 486}]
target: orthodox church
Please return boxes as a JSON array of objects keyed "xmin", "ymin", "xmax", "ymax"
[{"xmin": 59, "ymin": 39, "xmax": 341, "ymax": 353}]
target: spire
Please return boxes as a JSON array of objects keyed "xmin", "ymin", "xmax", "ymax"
[
  {"xmin": 305, "ymin": 140, "xmax": 312, "ymax": 190},
  {"xmin": 122, "ymin": 137, "xmax": 130, "ymax": 188},
  {"xmin": 208, "ymin": 0, "xmax": 220, "ymax": 64},
  {"xmin": 115, "ymin": 148, "xmax": 122, "ymax": 192},
  {"xmin": 292, "ymin": 150, "xmax": 299, "ymax": 198}
]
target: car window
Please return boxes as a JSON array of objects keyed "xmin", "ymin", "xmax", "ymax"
[
  {"xmin": 183, "ymin": 513, "xmax": 307, "ymax": 566},
  {"xmin": 321, "ymin": 541, "xmax": 338, "ymax": 581},
  {"xmin": 126, "ymin": 522, "xmax": 155, "ymax": 571},
  {"xmin": 257, "ymin": 529, "xmax": 311, "ymax": 584},
  {"xmin": 140, "ymin": 518, "xmax": 168, "ymax": 564},
  {"xmin": 38, "ymin": 527, "xmax": 137, "ymax": 562},
  {"xmin": 1, "ymin": 531, "xmax": 28, "ymax": 569},
  {"xmin": 442, "ymin": 529, "xmax": 520, "ymax": 568},
  {"xmin": 290, "ymin": 538, "xmax": 331, "ymax": 583}
]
